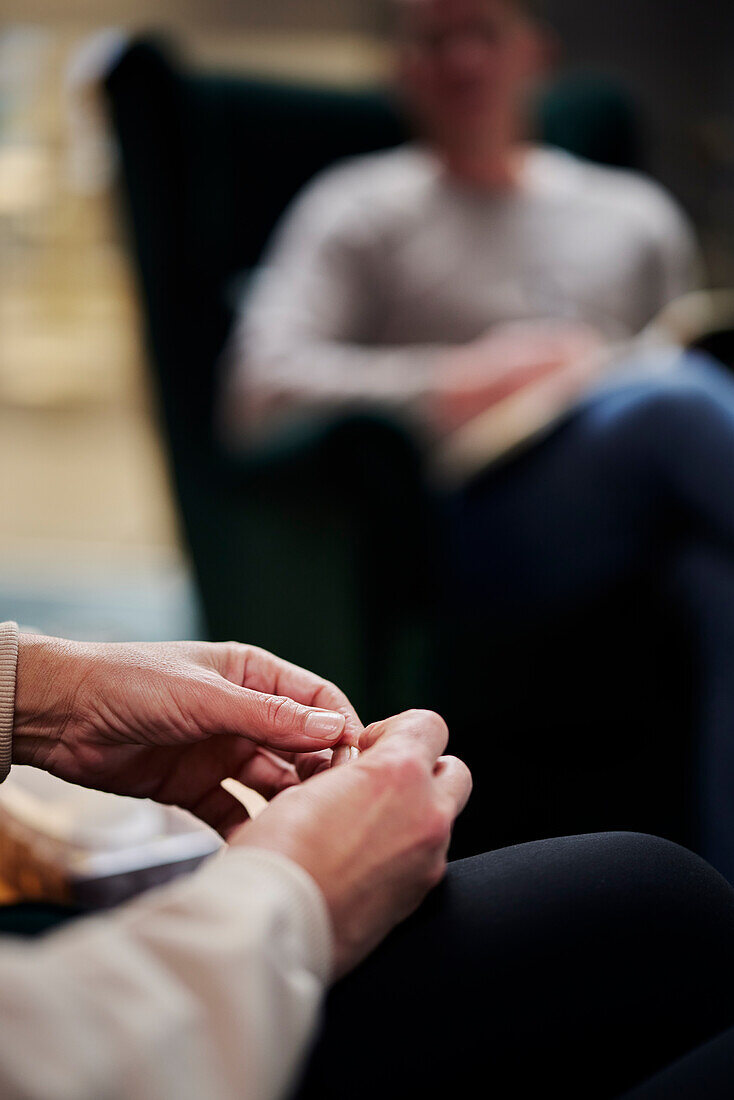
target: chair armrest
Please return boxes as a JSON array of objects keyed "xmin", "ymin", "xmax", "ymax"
[{"xmin": 217, "ymin": 411, "xmax": 425, "ymax": 502}]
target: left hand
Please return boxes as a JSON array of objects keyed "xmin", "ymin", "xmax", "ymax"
[
  {"xmin": 431, "ymin": 319, "xmax": 603, "ymax": 434},
  {"xmin": 232, "ymin": 709, "xmax": 472, "ymax": 978},
  {"xmin": 12, "ymin": 634, "xmax": 363, "ymax": 837}
]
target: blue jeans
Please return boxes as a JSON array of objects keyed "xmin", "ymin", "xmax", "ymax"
[{"xmin": 448, "ymin": 352, "xmax": 734, "ymax": 879}]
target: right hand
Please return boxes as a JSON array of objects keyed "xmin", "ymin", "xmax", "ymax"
[
  {"xmin": 230, "ymin": 710, "xmax": 472, "ymax": 979},
  {"xmin": 431, "ymin": 319, "xmax": 603, "ymax": 434}
]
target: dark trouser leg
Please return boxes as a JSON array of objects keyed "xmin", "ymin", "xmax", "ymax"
[
  {"xmin": 448, "ymin": 353, "xmax": 734, "ymax": 625},
  {"xmin": 443, "ymin": 354, "xmax": 734, "ymax": 870},
  {"xmin": 293, "ymin": 833, "xmax": 734, "ymax": 1100},
  {"xmin": 666, "ymin": 543, "xmax": 734, "ymax": 881},
  {"xmin": 620, "ymin": 1025, "xmax": 734, "ymax": 1099}
]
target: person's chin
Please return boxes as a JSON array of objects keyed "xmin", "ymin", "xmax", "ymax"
[
  {"xmin": 438, "ymin": 110, "xmax": 493, "ymax": 148},
  {"xmin": 442, "ymin": 94, "xmax": 496, "ymax": 128}
]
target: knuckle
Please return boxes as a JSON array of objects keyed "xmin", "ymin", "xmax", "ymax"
[
  {"xmin": 447, "ymin": 755, "xmax": 474, "ymax": 789},
  {"xmin": 381, "ymin": 750, "xmax": 426, "ymax": 789},
  {"xmin": 264, "ymin": 694, "xmax": 296, "ymax": 728},
  {"xmin": 361, "ymin": 718, "xmax": 389, "ymax": 748},
  {"xmin": 320, "ymin": 681, "xmax": 351, "ymax": 712},
  {"xmin": 405, "ymin": 709, "xmax": 449, "ymax": 737},
  {"xmin": 213, "ymin": 641, "xmax": 250, "ymax": 683},
  {"xmin": 217, "ymin": 640, "xmax": 245, "ymax": 661},
  {"xmin": 421, "ymin": 805, "xmax": 452, "ymax": 849}
]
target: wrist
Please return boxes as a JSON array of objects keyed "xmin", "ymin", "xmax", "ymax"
[
  {"xmin": 0, "ymin": 623, "xmax": 18, "ymax": 782},
  {"xmin": 219, "ymin": 846, "xmax": 334, "ymax": 982},
  {"xmin": 13, "ymin": 633, "xmax": 81, "ymax": 767}
]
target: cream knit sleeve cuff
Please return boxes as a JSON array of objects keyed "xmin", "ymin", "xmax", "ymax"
[{"xmin": 0, "ymin": 623, "xmax": 19, "ymax": 783}]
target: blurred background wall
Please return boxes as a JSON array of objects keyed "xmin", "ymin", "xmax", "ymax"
[
  {"xmin": 0, "ymin": 0, "xmax": 731, "ymax": 642},
  {"xmin": 542, "ymin": 0, "xmax": 734, "ymax": 280}
]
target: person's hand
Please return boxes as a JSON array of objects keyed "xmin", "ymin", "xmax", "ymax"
[
  {"xmin": 13, "ymin": 634, "xmax": 363, "ymax": 837},
  {"xmin": 431, "ymin": 319, "xmax": 603, "ymax": 434},
  {"xmin": 231, "ymin": 709, "xmax": 472, "ymax": 978}
]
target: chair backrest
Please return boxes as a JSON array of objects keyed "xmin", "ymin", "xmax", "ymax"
[
  {"xmin": 537, "ymin": 72, "xmax": 642, "ymax": 172},
  {"xmin": 104, "ymin": 39, "xmax": 411, "ymax": 659},
  {"xmin": 104, "ymin": 39, "xmax": 407, "ymax": 466}
]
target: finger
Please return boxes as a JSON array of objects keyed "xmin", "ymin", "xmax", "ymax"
[
  {"xmin": 236, "ymin": 748, "xmax": 300, "ymax": 800},
  {"xmin": 331, "ymin": 744, "xmax": 360, "ymax": 768},
  {"xmin": 433, "ymin": 756, "xmax": 473, "ymax": 817},
  {"xmin": 188, "ymin": 783, "xmax": 250, "ymax": 838},
  {"xmin": 230, "ymin": 646, "xmax": 364, "ymax": 746},
  {"xmin": 295, "ymin": 748, "xmax": 334, "ymax": 779},
  {"xmin": 193, "ymin": 753, "xmax": 300, "ymax": 839},
  {"xmin": 157, "ymin": 737, "xmax": 297, "ymax": 831},
  {"xmin": 359, "ymin": 710, "xmax": 449, "ymax": 768},
  {"xmin": 269, "ymin": 745, "xmax": 333, "ymax": 778},
  {"xmin": 309, "ymin": 684, "xmax": 363, "ymax": 747},
  {"xmin": 198, "ymin": 678, "xmax": 348, "ymax": 751}
]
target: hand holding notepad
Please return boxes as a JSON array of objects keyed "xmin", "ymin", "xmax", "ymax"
[
  {"xmin": 434, "ymin": 339, "xmax": 617, "ymax": 482},
  {"xmin": 428, "ymin": 295, "xmax": 712, "ymax": 483},
  {"xmin": 429, "ymin": 319, "xmax": 603, "ymax": 438}
]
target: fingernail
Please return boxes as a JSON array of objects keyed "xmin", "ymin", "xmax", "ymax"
[
  {"xmin": 305, "ymin": 710, "xmax": 346, "ymax": 740},
  {"xmin": 331, "ymin": 744, "xmax": 360, "ymax": 768}
]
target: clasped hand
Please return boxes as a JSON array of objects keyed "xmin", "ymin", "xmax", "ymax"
[{"xmin": 13, "ymin": 633, "xmax": 472, "ymax": 978}]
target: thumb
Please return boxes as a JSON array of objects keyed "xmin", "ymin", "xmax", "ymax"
[{"xmin": 198, "ymin": 680, "xmax": 347, "ymax": 751}]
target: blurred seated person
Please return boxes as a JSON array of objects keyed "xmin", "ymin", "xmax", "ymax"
[
  {"xmin": 223, "ymin": 0, "xmax": 698, "ymax": 443},
  {"xmin": 221, "ymin": 0, "xmax": 734, "ymax": 884},
  {"xmin": 5, "ymin": 625, "xmax": 734, "ymax": 1098}
]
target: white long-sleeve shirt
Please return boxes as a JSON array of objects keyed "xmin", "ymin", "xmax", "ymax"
[
  {"xmin": 223, "ymin": 144, "xmax": 698, "ymax": 439},
  {"xmin": 0, "ymin": 626, "xmax": 332, "ymax": 1100}
]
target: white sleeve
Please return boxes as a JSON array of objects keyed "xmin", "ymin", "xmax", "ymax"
[
  {"xmin": 0, "ymin": 847, "xmax": 332, "ymax": 1100},
  {"xmin": 221, "ymin": 166, "xmax": 445, "ymax": 439}
]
